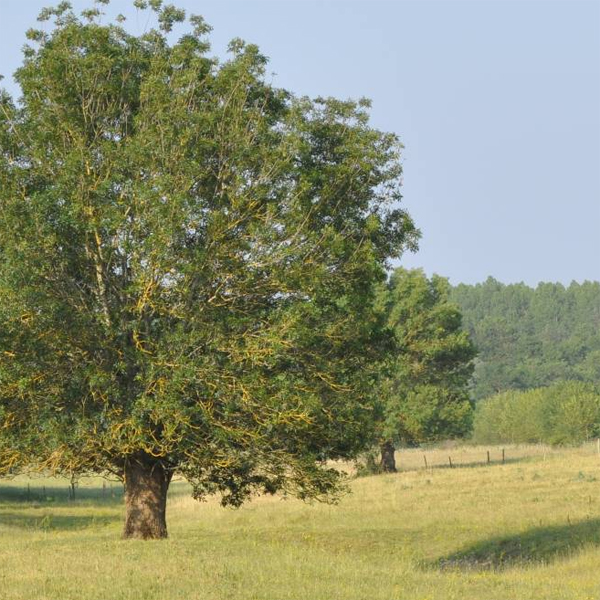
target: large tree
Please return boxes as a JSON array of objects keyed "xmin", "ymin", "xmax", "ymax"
[
  {"xmin": 0, "ymin": 2, "xmax": 418, "ymax": 538},
  {"xmin": 375, "ymin": 269, "xmax": 475, "ymax": 472}
]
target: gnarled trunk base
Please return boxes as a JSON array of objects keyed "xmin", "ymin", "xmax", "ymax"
[
  {"xmin": 123, "ymin": 459, "xmax": 172, "ymax": 540},
  {"xmin": 380, "ymin": 440, "xmax": 397, "ymax": 473}
]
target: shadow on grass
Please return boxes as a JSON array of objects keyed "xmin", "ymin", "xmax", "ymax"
[
  {"xmin": 0, "ymin": 511, "xmax": 120, "ymax": 531},
  {"xmin": 0, "ymin": 478, "xmax": 190, "ymax": 508},
  {"xmin": 0, "ymin": 483, "xmax": 124, "ymax": 506},
  {"xmin": 432, "ymin": 518, "xmax": 600, "ymax": 571}
]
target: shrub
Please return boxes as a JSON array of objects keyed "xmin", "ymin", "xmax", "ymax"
[{"xmin": 471, "ymin": 381, "xmax": 600, "ymax": 446}]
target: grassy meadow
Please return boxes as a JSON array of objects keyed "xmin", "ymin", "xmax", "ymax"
[{"xmin": 1, "ymin": 444, "xmax": 600, "ymax": 600}]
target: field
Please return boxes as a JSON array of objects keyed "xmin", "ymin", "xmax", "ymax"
[{"xmin": 1, "ymin": 444, "xmax": 600, "ymax": 600}]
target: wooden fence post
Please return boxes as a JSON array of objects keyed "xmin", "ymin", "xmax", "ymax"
[
  {"xmin": 448, "ymin": 456, "xmax": 453, "ymax": 468},
  {"xmin": 70, "ymin": 474, "xmax": 76, "ymax": 501},
  {"xmin": 423, "ymin": 454, "xmax": 428, "ymax": 469}
]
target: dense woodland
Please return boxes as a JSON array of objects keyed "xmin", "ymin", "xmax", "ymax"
[{"xmin": 451, "ymin": 278, "xmax": 600, "ymax": 401}]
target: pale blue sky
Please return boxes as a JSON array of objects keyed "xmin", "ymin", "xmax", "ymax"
[{"xmin": 1, "ymin": 0, "xmax": 598, "ymax": 285}]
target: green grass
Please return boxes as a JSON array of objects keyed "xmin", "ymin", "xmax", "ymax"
[{"xmin": 1, "ymin": 444, "xmax": 600, "ymax": 600}]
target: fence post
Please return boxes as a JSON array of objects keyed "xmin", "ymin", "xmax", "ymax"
[
  {"xmin": 69, "ymin": 472, "xmax": 76, "ymax": 501},
  {"xmin": 448, "ymin": 456, "xmax": 453, "ymax": 468},
  {"xmin": 487, "ymin": 450, "xmax": 490, "ymax": 465},
  {"xmin": 502, "ymin": 448, "xmax": 505, "ymax": 464},
  {"xmin": 423, "ymin": 454, "xmax": 428, "ymax": 469}
]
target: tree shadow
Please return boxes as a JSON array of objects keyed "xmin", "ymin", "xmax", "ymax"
[
  {"xmin": 0, "ymin": 483, "xmax": 124, "ymax": 507},
  {"xmin": 0, "ymin": 479, "xmax": 190, "ymax": 508},
  {"xmin": 432, "ymin": 518, "xmax": 600, "ymax": 571},
  {"xmin": 0, "ymin": 511, "xmax": 120, "ymax": 531}
]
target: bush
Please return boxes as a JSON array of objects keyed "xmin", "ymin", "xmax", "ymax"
[{"xmin": 471, "ymin": 381, "xmax": 600, "ymax": 446}]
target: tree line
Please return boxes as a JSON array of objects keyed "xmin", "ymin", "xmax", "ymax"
[
  {"xmin": 472, "ymin": 381, "xmax": 600, "ymax": 446},
  {"xmin": 451, "ymin": 278, "xmax": 600, "ymax": 401}
]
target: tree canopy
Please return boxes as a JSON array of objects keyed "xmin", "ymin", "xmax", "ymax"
[
  {"xmin": 0, "ymin": 1, "xmax": 418, "ymax": 538},
  {"xmin": 374, "ymin": 268, "xmax": 476, "ymax": 471},
  {"xmin": 451, "ymin": 278, "xmax": 600, "ymax": 400}
]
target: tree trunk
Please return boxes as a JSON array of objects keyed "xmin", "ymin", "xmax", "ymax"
[
  {"xmin": 380, "ymin": 440, "xmax": 397, "ymax": 473},
  {"xmin": 123, "ymin": 459, "xmax": 172, "ymax": 540}
]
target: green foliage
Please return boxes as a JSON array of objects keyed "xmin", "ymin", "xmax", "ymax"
[
  {"xmin": 376, "ymin": 269, "xmax": 476, "ymax": 446},
  {"xmin": 451, "ymin": 278, "xmax": 600, "ymax": 400},
  {"xmin": 0, "ymin": 2, "xmax": 418, "ymax": 505},
  {"xmin": 472, "ymin": 381, "xmax": 600, "ymax": 446}
]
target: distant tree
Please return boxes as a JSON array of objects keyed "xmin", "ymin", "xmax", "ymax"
[
  {"xmin": 375, "ymin": 269, "xmax": 476, "ymax": 472},
  {"xmin": 0, "ymin": 2, "xmax": 418, "ymax": 538},
  {"xmin": 451, "ymin": 278, "xmax": 600, "ymax": 400},
  {"xmin": 472, "ymin": 381, "xmax": 600, "ymax": 446}
]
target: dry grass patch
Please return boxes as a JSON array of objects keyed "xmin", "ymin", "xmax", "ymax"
[{"xmin": 1, "ymin": 444, "xmax": 600, "ymax": 599}]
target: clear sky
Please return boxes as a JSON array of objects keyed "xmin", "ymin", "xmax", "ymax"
[{"xmin": 1, "ymin": 0, "xmax": 598, "ymax": 286}]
